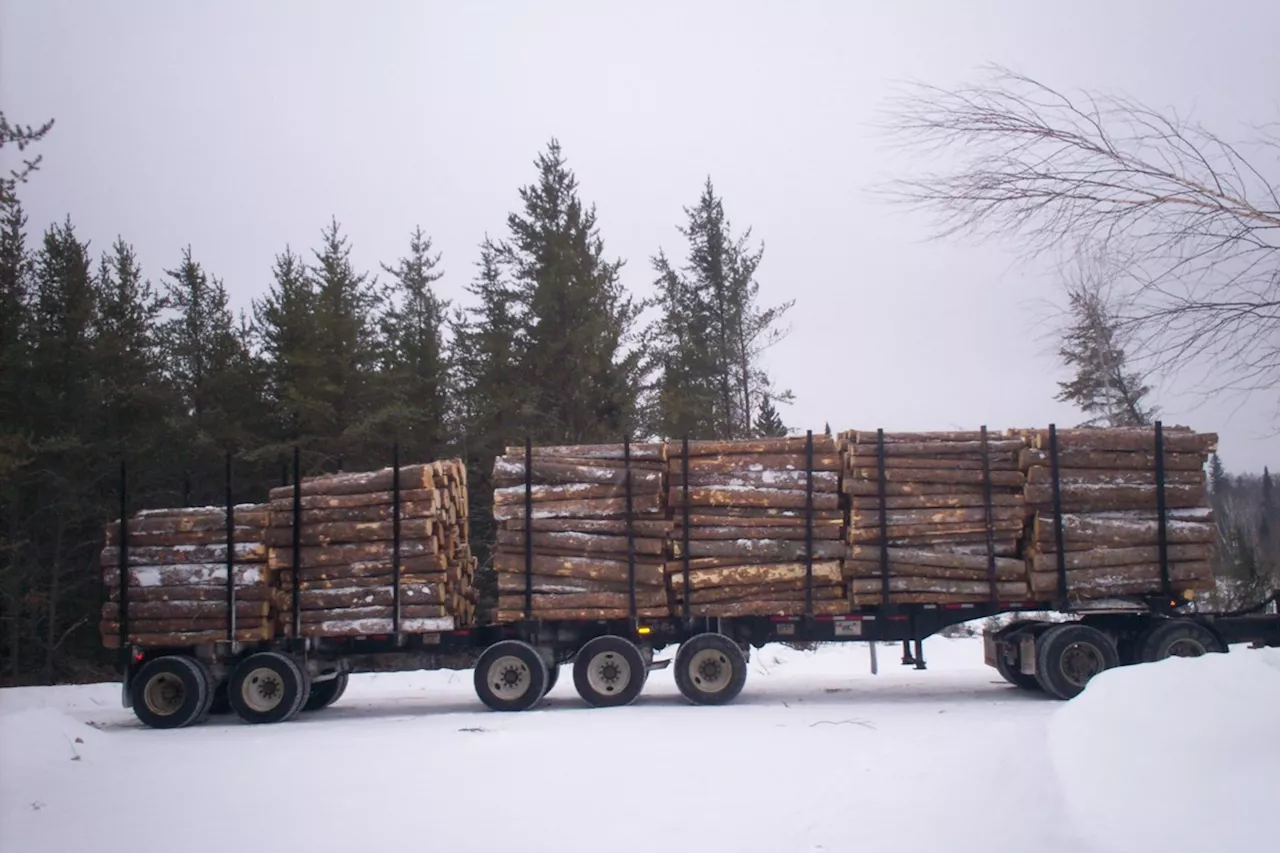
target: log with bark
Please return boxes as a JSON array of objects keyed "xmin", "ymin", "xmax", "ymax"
[
  {"xmin": 490, "ymin": 443, "xmax": 672, "ymax": 622},
  {"xmin": 838, "ymin": 429, "xmax": 1030, "ymax": 605}
]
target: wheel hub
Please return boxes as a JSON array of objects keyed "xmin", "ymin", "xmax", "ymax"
[
  {"xmin": 688, "ymin": 648, "xmax": 732, "ymax": 693},
  {"xmin": 1059, "ymin": 642, "xmax": 1103, "ymax": 687},
  {"xmin": 490, "ymin": 655, "xmax": 531, "ymax": 699},
  {"xmin": 143, "ymin": 673, "xmax": 185, "ymax": 716},
  {"xmin": 587, "ymin": 651, "xmax": 631, "ymax": 695},
  {"xmin": 242, "ymin": 667, "xmax": 286, "ymax": 713},
  {"xmin": 1166, "ymin": 638, "xmax": 1206, "ymax": 657}
]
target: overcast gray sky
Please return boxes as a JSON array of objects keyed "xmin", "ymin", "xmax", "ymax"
[{"xmin": 3, "ymin": 0, "xmax": 1277, "ymax": 472}]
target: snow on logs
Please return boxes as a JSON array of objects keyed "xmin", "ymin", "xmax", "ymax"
[
  {"xmin": 838, "ymin": 430, "xmax": 1030, "ymax": 605},
  {"xmin": 666, "ymin": 436, "xmax": 848, "ymax": 617},
  {"xmin": 100, "ymin": 505, "xmax": 274, "ymax": 648},
  {"xmin": 266, "ymin": 460, "xmax": 477, "ymax": 636},
  {"xmin": 1016, "ymin": 427, "xmax": 1217, "ymax": 600},
  {"xmin": 490, "ymin": 443, "xmax": 672, "ymax": 621}
]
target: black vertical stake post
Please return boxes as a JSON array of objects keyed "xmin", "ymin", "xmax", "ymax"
[
  {"xmin": 291, "ymin": 446, "xmax": 302, "ymax": 650},
  {"xmin": 804, "ymin": 429, "xmax": 814, "ymax": 620},
  {"xmin": 980, "ymin": 426, "xmax": 998, "ymax": 605},
  {"xmin": 624, "ymin": 435, "xmax": 637, "ymax": 625},
  {"xmin": 876, "ymin": 429, "xmax": 890, "ymax": 608},
  {"xmin": 392, "ymin": 442, "xmax": 402, "ymax": 638},
  {"xmin": 1154, "ymin": 421, "xmax": 1172, "ymax": 604},
  {"xmin": 523, "ymin": 436, "xmax": 533, "ymax": 621},
  {"xmin": 118, "ymin": 458, "xmax": 129, "ymax": 667},
  {"xmin": 1048, "ymin": 425, "xmax": 1069, "ymax": 608},
  {"xmin": 225, "ymin": 452, "xmax": 236, "ymax": 644},
  {"xmin": 681, "ymin": 436, "xmax": 691, "ymax": 624}
]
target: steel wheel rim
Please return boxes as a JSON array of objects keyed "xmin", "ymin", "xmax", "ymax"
[
  {"xmin": 490, "ymin": 654, "xmax": 532, "ymax": 700},
  {"xmin": 1059, "ymin": 641, "xmax": 1103, "ymax": 687},
  {"xmin": 242, "ymin": 666, "xmax": 287, "ymax": 713},
  {"xmin": 143, "ymin": 672, "xmax": 186, "ymax": 716},
  {"xmin": 688, "ymin": 648, "xmax": 732, "ymax": 693},
  {"xmin": 586, "ymin": 650, "xmax": 632, "ymax": 696},
  {"xmin": 1166, "ymin": 637, "xmax": 1206, "ymax": 657}
]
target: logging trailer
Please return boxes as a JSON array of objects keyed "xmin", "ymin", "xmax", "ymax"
[{"xmin": 109, "ymin": 427, "xmax": 1280, "ymax": 730}]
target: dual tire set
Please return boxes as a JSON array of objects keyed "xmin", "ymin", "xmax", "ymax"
[
  {"xmin": 995, "ymin": 619, "xmax": 1225, "ymax": 699},
  {"xmin": 474, "ymin": 631, "xmax": 749, "ymax": 712},
  {"xmin": 130, "ymin": 652, "xmax": 348, "ymax": 729}
]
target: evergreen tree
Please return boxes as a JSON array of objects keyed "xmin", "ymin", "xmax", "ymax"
[
  {"xmin": 373, "ymin": 226, "xmax": 450, "ymax": 461},
  {"xmin": 755, "ymin": 394, "xmax": 787, "ymax": 437},
  {"xmin": 253, "ymin": 246, "xmax": 323, "ymax": 453},
  {"xmin": 649, "ymin": 177, "xmax": 793, "ymax": 439},
  {"xmin": 824, "ymin": 422, "xmax": 832, "ymax": 438},
  {"xmin": 497, "ymin": 139, "xmax": 645, "ymax": 444}
]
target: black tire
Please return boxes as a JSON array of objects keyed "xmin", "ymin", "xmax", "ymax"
[
  {"xmin": 208, "ymin": 681, "xmax": 232, "ymax": 715},
  {"xmin": 1137, "ymin": 620, "xmax": 1225, "ymax": 662},
  {"xmin": 228, "ymin": 652, "xmax": 309, "ymax": 724},
  {"xmin": 543, "ymin": 663, "xmax": 560, "ymax": 696},
  {"xmin": 1033, "ymin": 623, "xmax": 1120, "ymax": 700},
  {"xmin": 130, "ymin": 656, "xmax": 211, "ymax": 729},
  {"xmin": 994, "ymin": 646, "xmax": 1042, "ymax": 691},
  {"xmin": 303, "ymin": 672, "xmax": 349, "ymax": 711},
  {"xmin": 673, "ymin": 632, "xmax": 747, "ymax": 706},
  {"xmin": 474, "ymin": 640, "xmax": 548, "ymax": 712},
  {"xmin": 993, "ymin": 622, "xmax": 1048, "ymax": 691},
  {"xmin": 572, "ymin": 636, "xmax": 647, "ymax": 708}
]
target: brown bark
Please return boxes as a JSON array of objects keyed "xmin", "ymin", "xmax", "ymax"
[
  {"xmin": 1026, "ymin": 467, "xmax": 1206, "ymax": 487},
  {"xmin": 263, "ymin": 519, "xmax": 437, "ymax": 547},
  {"xmin": 1024, "ymin": 483, "xmax": 1208, "ymax": 511},
  {"xmin": 844, "ymin": 454, "xmax": 1019, "ymax": 472},
  {"xmin": 843, "ymin": 559, "xmax": 1027, "ymax": 582},
  {"xmin": 273, "ymin": 556, "xmax": 446, "ymax": 582},
  {"xmin": 493, "ymin": 607, "xmax": 668, "ymax": 622},
  {"xmin": 495, "ymin": 529, "xmax": 666, "ymax": 556},
  {"xmin": 843, "ymin": 429, "xmax": 1007, "ymax": 444},
  {"xmin": 100, "ymin": 616, "xmax": 267, "ymax": 634},
  {"xmin": 496, "ymin": 573, "xmax": 636, "ymax": 594},
  {"xmin": 848, "ymin": 592, "xmax": 1022, "ymax": 606},
  {"xmin": 101, "ymin": 542, "xmax": 266, "ymax": 567},
  {"xmin": 496, "ymin": 591, "xmax": 669, "ymax": 610},
  {"xmin": 103, "ymin": 564, "xmax": 268, "ymax": 588},
  {"xmin": 670, "ymin": 539, "xmax": 846, "ymax": 560},
  {"xmin": 846, "ymin": 467, "xmax": 1025, "ymax": 487},
  {"xmin": 269, "ymin": 488, "xmax": 440, "ymax": 512},
  {"xmin": 1019, "ymin": 427, "xmax": 1216, "ymax": 454},
  {"xmin": 669, "ymin": 453, "xmax": 842, "ymax": 474},
  {"xmin": 848, "ymin": 494, "xmax": 1024, "ymax": 511},
  {"xmin": 498, "ymin": 517, "xmax": 672, "ymax": 537},
  {"xmin": 491, "ymin": 492, "xmax": 663, "ymax": 522},
  {"xmin": 106, "ymin": 507, "xmax": 269, "ymax": 534},
  {"xmin": 669, "ymin": 487, "xmax": 840, "ymax": 510},
  {"xmin": 668, "ymin": 561, "xmax": 843, "ymax": 591},
  {"xmin": 843, "ymin": 438, "xmax": 1028, "ymax": 456},
  {"xmin": 267, "ymin": 502, "xmax": 442, "ymax": 526},
  {"xmin": 669, "ymin": 469, "xmax": 840, "ymax": 492},
  {"xmin": 101, "ymin": 600, "xmax": 270, "ymax": 620},
  {"xmin": 848, "ymin": 506, "xmax": 1025, "ymax": 528},
  {"xmin": 502, "ymin": 443, "xmax": 666, "ymax": 461},
  {"xmin": 848, "ymin": 578, "xmax": 1028, "ymax": 597},
  {"xmin": 847, "ymin": 520, "xmax": 1023, "ymax": 543},
  {"xmin": 104, "ymin": 526, "xmax": 266, "ymax": 547},
  {"xmin": 676, "ymin": 506, "xmax": 843, "ymax": 521},
  {"xmin": 686, "ymin": 583, "xmax": 845, "ymax": 604},
  {"xmin": 492, "ymin": 552, "xmax": 665, "ymax": 585},
  {"xmin": 279, "ymin": 572, "xmax": 448, "ymax": 591},
  {"xmin": 267, "ymin": 463, "xmax": 445, "ymax": 501},
  {"xmin": 1028, "ymin": 561, "xmax": 1213, "ymax": 593},
  {"xmin": 491, "ymin": 457, "xmax": 666, "ymax": 487},
  {"xmin": 1019, "ymin": 447, "xmax": 1208, "ymax": 472},
  {"xmin": 285, "ymin": 616, "xmax": 456, "ymax": 637},
  {"xmin": 689, "ymin": 599, "xmax": 848, "ymax": 617},
  {"xmin": 1032, "ymin": 511, "xmax": 1216, "ymax": 551},
  {"xmin": 846, "ymin": 545, "xmax": 1025, "ymax": 573},
  {"xmin": 674, "ymin": 525, "xmax": 843, "ymax": 541},
  {"xmin": 297, "ymin": 605, "xmax": 447, "ymax": 622},
  {"xmin": 289, "ymin": 584, "xmax": 446, "ymax": 609},
  {"xmin": 493, "ymin": 481, "xmax": 662, "ymax": 506},
  {"xmin": 101, "ymin": 626, "xmax": 272, "ymax": 648},
  {"xmin": 105, "ymin": 584, "xmax": 274, "ymax": 603},
  {"xmin": 844, "ymin": 481, "xmax": 986, "ymax": 497},
  {"xmin": 1029, "ymin": 543, "xmax": 1214, "ymax": 572},
  {"xmin": 267, "ymin": 539, "xmax": 438, "ymax": 570},
  {"xmin": 669, "ymin": 436, "xmax": 839, "ymax": 457}
]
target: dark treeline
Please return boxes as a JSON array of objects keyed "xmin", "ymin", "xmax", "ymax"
[{"xmin": 0, "ymin": 137, "xmax": 797, "ymax": 684}]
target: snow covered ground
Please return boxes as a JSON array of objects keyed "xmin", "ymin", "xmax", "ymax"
[{"xmin": 2, "ymin": 636, "xmax": 1276, "ymax": 853}]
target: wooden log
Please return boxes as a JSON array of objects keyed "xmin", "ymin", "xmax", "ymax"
[
  {"xmin": 493, "ymin": 607, "xmax": 668, "ymax": 622},
  {"xmin": 689, "ymin": 599, "xmax": 848, "ymax": 617},
  {"xmin": 669, "ymin": 436, "xmax": 839, "ymax": 457},
  {"xmin": 1024, "ymin": 483, "xmax": 1208, "ymax": 511},
  {"xmin": 104, "ymin": 526, "xmax": 267, "ymax": 547},
  {"xmin": 847, "ymin": 520, "xmax": 1024, "ymax": 543},
  {"xmin": 497, "ymin": 517, "xmax": 672, "ymax": 536},
  {"xmin": 843, "ymin": 559, "xmax": 1027, "ymax": 582},
  {"xmin": 1028, "ymin": 561, "xmax": 1213, "ymax": 593},
  {"xmin": 668, "ymin": 487, "xmax": 840, "ymax": 510},
  {"xmin": 491, "ymin": 492, "xmax": 663, "ymax": 522},
  {"xmin": 102, "ymin": 601, "xmax": 270, "ymax": 620},
  {"xmin": 1032, "ymin": 511, "xmax": 1216, "ymax": 551},
  {"xmin": 1020, "ymin": 427, "xmax": 1216, "ymax": 454},
  {"xmin": 492, "ymin": 552, "xmax": 665, "ymax": 586},
  {"xmin": 495, "ymin": 529, "xmax": 666, "ymax": 556},
  {"xmin": 848, "ymin": 494, "xmax": 1024, "ymax": 511},
  {"xmin": 287, "ymin": 616, "xmax": 456, "ymax": 636},
  {"xmin": 848, "ymin": 578, "xmax": 1028, "ymax": 597},
  {"xmin": 668, "ymin": 561, "xmax": 843, "ymax": 591},
  {"xmin": 267, "ymin": 539, "xmax": 438, "ymax": 570},
  {"xmin": 675, "ymin": 506, "xmax": 844, "ymax": 521},
  {"xmin": 496, "ymin": 573, "xmax": 636, "ymax": 595},
  {"xmin": 846, "ymin": 545, "xmax": 1025, "ymax": 573},
  {"xmin": 844, "ymin": 481, "xmax": 986, "ymax": 497},
  {"xmin": 289, "ymin": 584, "xmax": 447, "ymax": 609},
  {"xmin": 686, "ymin": 584, "xmax": 845, "ymax": 604},
  {"xmin": 105, "ymin": 584, "xmax": 274, "ymax": 603},
  {"xmin": 297, "ymin": 605, "xmax": 447, "ymax": 622},
  {"xmin": 267, "ymin": 463, "xmax": 442, "ymax": 501},
  {"xmin": 1029, "ymin": 543, "xmax": 1214, "ymax": 572},
  {"xmin": 846, "ymin": 467, "xmax": 1025, "ymax": 487},
  {"xmin": 842, "ymin": 430, "xmax": 1005, "ymax": 444},
  {"xmin": 674, "ymin": 525, "xmax": 843, "ymax": 541},
  {"xmin": 843, "ymin": 438, "xmax": 1028, "ymax": 456},
  {"xmin": 847, "ymin": 506, "xmax": 1025, "ymax": 528},
  {"xmin": 265, "ymin": 502, "xmax": 443, "ymax": 526},
  {"xmin": 669, "ymin": 469, "xmax": 840, "ymax": 492},
  {"xmin": 493, "ymin": 481, "xmax": 662, "ymax": 505},
  {"xmin": 496, "ymin": 591, "xmax": 669, "ymax": 610},
  {"xmin": 843, "ymin": 455, "xmax": 1021, "ymax": 472},
  {"xmin": 860, "ymin": 532, "xmax": 1021, "ymax": 550},
  {"xmin": 669, "ymin": 453, "xmax": 842, "ymax": 474},
  {"xmin": 100, "ymin": 617, "xmax": 265, "ymax": 634},
  {"xmin": 491, "ymin": 457, "xmax": 666, "ymax": 487},
  {"xmin": 102, "ymin": 564, "xmax": 267, "ymax": 588},
  {"xmin": 263, "ymin": 519, "xmax": 436, "ymax": 547},
  {"xmin": 101, "ymin": 626, "xmax": 273, "ymax": 649},
  {"xmin": 269, "ymin": 488, "xmax": 441, "ymax": 513},
  {"xmin": 101, "ymin": 542, "xmax": 266, "ymax": 567},
  {"xmin": 105, "ymin": 507, "xmax": 269, "ymax": 535},
  {"xmin": 848, "ymin": 592, "xmax": 1024, "ymax": 606},
  {"xmin": 274, "ymin": 557, "xmax": 446, "ymax": 583},
  {"xmin": 1026, "ymin": 467, "xmax": 1206, "ymax": 487},
  {"xmin": 671, "ymin": 539, "xmax": 846, "ymax": 560},
  {"xmin": 674, "ymin": 514, "xmax": 843, "ymax": 530},
  {"xmin": 279, "ymin": 572, "xmax": 449, "ymax": 591},
  {"xmin": 1019, "ymin": 447, "xmax": 1208, "ymax": 472},
  {"xmin": 502, "ymin": 443, "xmax": 666, "ymax": 461}
]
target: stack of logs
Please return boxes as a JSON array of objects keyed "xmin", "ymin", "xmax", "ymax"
[
  {"xmin": 100, "ymin": 505, "xmax": 274, "ymax": 648},
  {"xmin": 666, "ymin": 437, "xmax": 848, "ymax": 616},
  {"xmin": 839, "ymin": 430, "xmax": 1031, "ymax": 605},
  {"xmin": 266, "ymin": 460, "xmax": 477, "ymax": 636},
  {"xmin": 1018, "ymin": 427, "xmax": 1217, "ymax": 600},
  {"xmin": 489, "ymin": 444, "xmax": 671, "ymax": 622}
]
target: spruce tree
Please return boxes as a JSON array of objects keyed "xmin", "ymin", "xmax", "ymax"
[
  {"xmin": 755, "ymin": 394, "xmax": 787, "ymax": 437},
  {"xmin": 374, "ymin": 226, "xmax": 450, "ymax": 462},
  {"xmin": 253, "ymin": 246, "xmax": 323, "ymax": 454},
  {"xmin": 497, "ymin": 139, "xmax": 645, "ymax": 444}
]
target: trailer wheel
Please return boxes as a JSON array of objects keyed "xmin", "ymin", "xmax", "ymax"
[
  {"xmin": 303, "ymin": 672, "xmax": 349, "ymax": 711},
  {"xmin": 1033, "ymin": 623, "xmax": 1119, "ymax": 700},
  {"xmin": 1137, "ymin": 620, "xmax": 1224, "ymax": 662},
  {"xmin": 474, "ymin": 640, "xmax": 548, "ymax": 712},
  {"xmin": 674, "ymin": 632, "xmax": 747, "ymax": 706},
  {"xmin": 130, "ymin": 655, "xmax": 211, "ymax": 729},
  {"xmin": 572, "ymin": 636, "xmax": 646, "ymax": 708},
  {"xmin": 543, "ymin": 664, "xmax": 560, "ymax": 696},
  {"xmin": 994, "ymin": 647, "xmax": 1041, "ymax": 692},
  {"xmin": 228, "ymin": 652, "xmax": 309, "ymax": 724}
]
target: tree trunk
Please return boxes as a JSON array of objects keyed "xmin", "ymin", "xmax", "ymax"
[{"xmin": 668, "ymin": 561, "xmax": 843, "ymax": 591}]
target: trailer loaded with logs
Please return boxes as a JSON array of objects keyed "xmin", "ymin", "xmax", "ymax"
[{"xmin": 101, "ymin": 423, "xmax": 1280, "ymax": 729}]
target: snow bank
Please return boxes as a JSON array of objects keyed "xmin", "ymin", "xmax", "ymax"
[{"xmin": 1049, "ymin": 646, "xmax": 1280, "ymax": 853}]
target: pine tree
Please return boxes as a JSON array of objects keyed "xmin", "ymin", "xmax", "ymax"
[
  {"xmin": 755, "ymin": 394, "xmax": 787, "ymax": 437},
  {"xmin": 497, "ymin": 139, "xmax": 644, "ymax": 443},
  {"xmin": 1055, "ymin": 263, "xmax": 1155, "ymax": 427},
  {"xmin": 649, "ymin": 177, "xmax": 793, "ymax": 439},
  {"xmin": 824, "ymin": 422, "xmax": 832, "ymax": 438},
  {"xmin": 373, "ymin": 226, "xmax": 450, "ymax": 461},
  {"xmin": 253, "ymin": 246, "xmax": 322, "ymax": 452}
]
